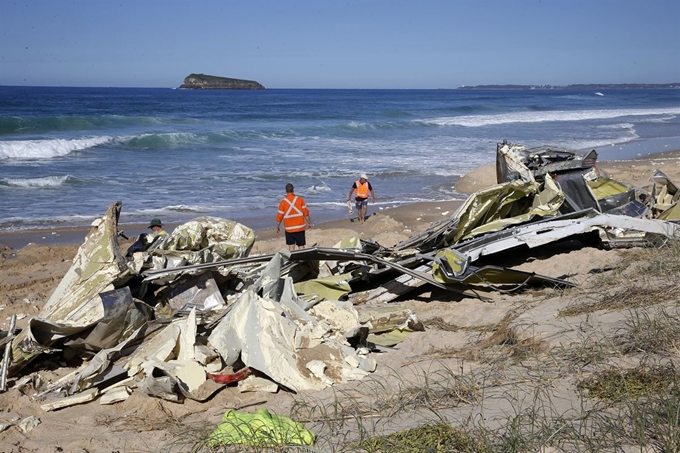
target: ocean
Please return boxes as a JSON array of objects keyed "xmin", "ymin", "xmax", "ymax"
[{"xmin": 1, "ymin": 86, "xmax": 680, "ymax": 233}]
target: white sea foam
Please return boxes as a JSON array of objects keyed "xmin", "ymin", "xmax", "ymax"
[
  {"xmin": 598, "ymin": 123, "xmax": 635, "ymax": 130},
  {"xmin": 0, "ymin": 213, "xmax": 97, "ymax": 232},
  {"xmin": 305, "ymin": 182, "xmax": 332, "ymax": 194},
  {"xmin": 417, "ymin": 107, "xmax": 680, "ymax": 128},
  {"xmin": 307, "ymin": 201, "xmax": 350, "ymax": 208},
  {"xmin": 134, "ymin": 204, "xmax": 218, "ymax": 215},
  {"xmin": 1, "ymin": 175, "xmax": 70, "ymax": 188},
  {"xmin": 346, "ymin": 121, "xmax": 374, "ymax": 130},
  {"xmin": 164, "ymin": 204, "xmax": 213, "ymax": 213},
  {"xmin": 639, "ymin": 115, "xmax": 677, "ymax": 124},
  {"xmin": 117, "ymin": 132, "xmax": 205, "ymax": 147},
  {"xmin": 0, "ymin": 136, "xmax": 111, "ymax": 160},
  {"xmin": 563, "ymin": 137, "xmax": 639, "ymax": 152}
]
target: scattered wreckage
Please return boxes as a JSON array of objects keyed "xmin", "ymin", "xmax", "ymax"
[{"xmin": 0, "ymin": 140, "xmax": 678, "ymax": 418}]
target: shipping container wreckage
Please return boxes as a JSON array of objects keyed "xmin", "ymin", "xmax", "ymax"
[{"xmin": 1, "ymin": 140, "xmax": 679, "ymax": 414}]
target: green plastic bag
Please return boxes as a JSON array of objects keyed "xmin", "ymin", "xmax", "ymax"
[{"xmin": 209, "ymin": 408, "xmax": 315, "ymax": 447}]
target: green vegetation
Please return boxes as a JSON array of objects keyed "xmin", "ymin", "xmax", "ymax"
[
  {"xmin": 577, "ymin": 364, "xmax": 679, "ymax": 401},
  {"xmin": 357, "ymin": 422, "xmax": 490, "ymax": 453}
]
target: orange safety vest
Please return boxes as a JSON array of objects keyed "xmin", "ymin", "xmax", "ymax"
[
  {"xmin": 354, "ymin": 180, "xmax": 370, "ymax": 199},
  {"xmin": 277, "ymin": 194, "xmax": 309, "ymax": 233}
]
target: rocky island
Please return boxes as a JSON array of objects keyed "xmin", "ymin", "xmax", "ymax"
[{"xmin": 179, "ymin": 73, "xmax": 264, "ymax": 90}]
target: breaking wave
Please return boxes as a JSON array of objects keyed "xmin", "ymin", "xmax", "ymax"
[
  {"xmin": 0, "ymin": 114, "xmax": 162, "ymax": 135},
  {"xmin": 164, "ymin": 204, "xmax": 214, "ymax": 213},
  {"xmin": 417, "ymin": 107, "xmax": 680, "ymax": 127},
  {"xmin": 116, "ymin": 129, "xmax": 300, "ymax": 148},
  {"xmin": 0, "ymin": 175, "xmax": 75, "ymax": 188},
  {"xmin": 133, "ymin": 205, "xmax": 216, "ymax": 215},
  {"xmin": 0, "ymin": 137, "xmax": 111, "ymax": 160},
  {"xmin": 0, "ymin": 214, "xmax": 97, "ymax": 232},
  {"xmin": 118, "ymin": 132, "xmax": 207, "ymax": 148}
]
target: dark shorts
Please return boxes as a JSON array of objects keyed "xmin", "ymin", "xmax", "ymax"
[
  {"xmin": 285, "ymin": 230, "xmax": 306, "ymax": 246},
  {"xmin": 355, "ymin": 198, "xmax": 368, "ymax": 209}
]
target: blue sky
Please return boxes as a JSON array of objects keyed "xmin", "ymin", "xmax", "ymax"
[{"xmin": 1, "ymin": 0, "xmax": 678, "ymax": 88}]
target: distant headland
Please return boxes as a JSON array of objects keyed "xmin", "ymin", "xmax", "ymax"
[
  {"xmin": 457, "ymin": 83, "xmax": 679, "ymax": 90},
  {"xmin": 179, "ymin": 74, "xmax": 264, "ymax": 90}
]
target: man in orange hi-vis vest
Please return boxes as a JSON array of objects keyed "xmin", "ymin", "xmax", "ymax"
[
  {"xmin": 276, "ymin": 183, "xmax": 313, "ymax": 250},
  {"xmin": 346, "ymin": 173, "xmax": 376, "ymax": 224}
]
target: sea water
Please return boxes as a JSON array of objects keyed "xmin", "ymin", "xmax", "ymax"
[{"xmin": 1, "ymin": 86, "xmax": 679, "ymax": 232}]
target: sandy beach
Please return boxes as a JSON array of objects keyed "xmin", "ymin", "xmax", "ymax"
[{"xmin": 1, "ymin": 149, "xmax": 679, "ymax": 452}]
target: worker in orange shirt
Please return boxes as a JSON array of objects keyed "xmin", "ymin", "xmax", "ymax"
[
  {"xmin": 346, "ymin": 173, "xmax": 376, "ymax": 224},
  {"xmin": 276, "ymin": 183, "xmax": 313, "ymax": 250}
]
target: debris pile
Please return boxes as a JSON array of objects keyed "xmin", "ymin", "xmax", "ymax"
[{"xmin": 1, "ymin": 140, "xmax": 678, "ymax": 420}]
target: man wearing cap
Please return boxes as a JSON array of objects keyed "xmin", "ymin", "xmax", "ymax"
[
  {"xmin": 147, "ymin": 218, "xmax": 167, "ymax": 238},
  {"xmin": 125, "ymin": 218, "xmax": 168, "ymax": 256},
  {"xmin": 347, "ymin": 174, "xmax": 376, "ymax": 224}
]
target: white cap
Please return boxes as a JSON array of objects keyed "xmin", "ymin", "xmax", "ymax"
[{"xmin": 360, "ymin": 173, "xmax": 368, "ymax": 179}]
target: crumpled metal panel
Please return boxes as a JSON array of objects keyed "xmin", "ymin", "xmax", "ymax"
[
  {"xmin": 650, "ymin": 169, "xmax": 679, "ymax": 195},
  {"xmin": 496, "ymin": 141, "xmax": 536, "ymax": 183},
  {"xmin": 557, "ymin": 170, "xmax": 601, "ymax": 213},
  {"xmin": 454, "ymin": 210, "xmax": 680, "ymax": 263},
  {"xmin": 165, "ymin": 273, "xmax": 227, "ymax": 314},
  {"xmin": 9, "ymin": 202, "xmax": 128, "ymax": 376},
  {"xmin": 432, "ymin": 249, "xmax": 575, "ymax": 289},
  {"xmin": 154, "ymin": 216, "xmax": 255, "ymax": 260},
  {"xmin": 658, "ymin": 201, "xmax": 680, "ymax": 221},
  {"xmin": 588, "ymin": 177, "xmax": 633, "ymax": 200},
  {"xmin": 443, "ymin": 177, "xmax": 563, "ymax": 246},
  {"xmin": 64, "ymin": 287, "xmax": 147, "ymax": 353},
  {"xmin": 650, "ymin": 169, "xmax": 680, "ymax": 219},
  {"xmin": 39, "ymin": 201, "xmax": 128, "ymax": 325},
  {"xmin": 293, "ymin": 273, "xmax": 353, "ymax": 303},
  {"xmin": 496, "ymin": 141, "xmax": 598, "ymax": 184},
  {"xmin": 41, "ymin": 321, "xmax": 147, "ymax": 396},
  {"xmin": 208, "ymin": 288, "xmax": 371, "ymax": 392},
  {"xmin": 462, "ymin": 175, "xmax": 564, "ymax": 241}
]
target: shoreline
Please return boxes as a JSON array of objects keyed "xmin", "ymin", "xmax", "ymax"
[
  {"xmin": 0, "ymin": 199, "xmax": 466, "ymax": 251},
  {"xmin": 3, "ymin": 145, "xmax": 679, "ymax": 251}
]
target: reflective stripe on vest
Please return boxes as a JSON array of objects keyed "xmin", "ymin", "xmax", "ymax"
[
  {"xmin": 354, "ymin": 180, "xmax": 369, "ymax": 199},
  {"xmin": 281, "ymin": 195, "xmax": 306, "ymax": 233}
]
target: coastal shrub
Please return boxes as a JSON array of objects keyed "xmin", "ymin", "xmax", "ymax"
[
  {"xmin": 576, "ymin": 363, "xmax": 679, "ymax": 401},
  {"xmin": 615, "ymin": 307, "xmax": 680, "ymax": 354},
  {"xmin": 560, "ymin": 285, "xmax": 674, "ymax": 317},
  {"xmin": 356, "ymin": 422, "xmax": 491, "ymax": 453}
]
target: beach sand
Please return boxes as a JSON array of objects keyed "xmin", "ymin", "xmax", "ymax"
[{"xmin": 1, "ymin": 150, "xmax": 679, "ymax": 452}]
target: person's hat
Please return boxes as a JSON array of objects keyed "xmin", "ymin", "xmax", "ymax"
[
  {"xmin": 148, "ymin": 218, "xmax": 163, "ymax": 229},
  {"xmin": 360, "ymin": 173, "xmax": 368, "ymax": 179}
]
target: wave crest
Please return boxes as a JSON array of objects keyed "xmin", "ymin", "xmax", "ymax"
[
  {"xmin": 418, "ymin": 107, "xmax": 680, "ymax": 128},
  {"xmin": 0, "ymin": 175, "xmax": 72, "ymax": 188},
  {"xmin": 164, "ymin": 205, "xmax": 213, "ymax": 213},
  {"xmin": 0, "ymin": 136, "xmax": 111, "ymax": 160}
]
